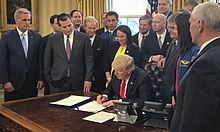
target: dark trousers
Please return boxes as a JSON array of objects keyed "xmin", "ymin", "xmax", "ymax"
[
  {"xmin": 49, "ymin": 77, "xmax": 72, "ymax": 94},
  {"xmin": 4, "ymin": 80, "xmax": 38, "ymax": 102}
]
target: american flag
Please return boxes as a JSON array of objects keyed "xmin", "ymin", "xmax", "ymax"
[{"xmin": 146, "ymin": 0, "xmax": 158, "ymax": 15}]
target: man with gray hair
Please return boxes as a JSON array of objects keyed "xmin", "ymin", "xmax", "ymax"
[
  {"xmin": 158, "ymin": 0, "xmax": 173, "ymax": 19},
  {"xmin": 0, "ymin": 8, "xmax": 44, "ymax": 101},
  {"xmin": 84, "ymin": 16, "xmax": 108, "ymax": 94},
  {"xmin": 97, "ymin": 54, "xmax": 153, "ymax": 108},
  {"xmin": 170, "ymin": 2, "xmax": 220, "ymax": 132}
]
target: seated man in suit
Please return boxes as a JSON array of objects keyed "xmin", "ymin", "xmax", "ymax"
[
  {"xmin": 132, "ymin": 14, "xmax": 152, "ymax": 51},
  {"xmin": 97, "ymin": 54, "xmax": 153, "ymax": 108}
]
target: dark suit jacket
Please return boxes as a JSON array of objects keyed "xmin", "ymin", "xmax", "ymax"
[
  {"xmin": 132, "ymin": 29, "xmax": 153, "ymax": 49},
  {"xmin": 161, "ymin": 41, "xmax": 178, "ymax": 105},
  {"xmin": 0, "ymin": 29, "xmax": 43, "ymax": 90},
  {"xmin": 42, "ymin": 33, "xmax": 53, "ymax": 48},
  {"xmin": 170, "ymin": 38, "xmax": 220, "ymax": 132},
  {"xmin": 79, "ymin": 26, "xmax": 86, "ymax": 33},
  {"xmin": 44, "ymin": 31, "xmax": 94, "ymax": 91},
  {"xmin": 96, "ymin": 27, "xmax": 105, "ymax": 36},
  {"xmin": 141, "ymin": 32, "xmax": 171, "ymax": 62},
  {"xmin": 104, "ymin": 67, "xmax": 153, "ymax": 107},
  {"xmin": 101, "ymin": 30, "xmax": 117, "ymax": 45},
  {"xmin": 104, "ymin": 41, "xmax": 141, "ymax": 73},
  {"xmin": 91, "ymin": 35, "xmax": 109, "ymax": 93}
]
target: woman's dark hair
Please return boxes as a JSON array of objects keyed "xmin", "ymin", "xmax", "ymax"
[
  {"xmin": 116, "ymin": 25, "xmax": 133, "ymax": 46},
  {"xmin": 174, "ymin": 10, "xmax": 195, "ymax": 54}
]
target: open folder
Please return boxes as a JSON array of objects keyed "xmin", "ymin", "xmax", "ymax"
[{"xmin": 50, "ymin": 95, "xmax": 91, "ymax": 107}]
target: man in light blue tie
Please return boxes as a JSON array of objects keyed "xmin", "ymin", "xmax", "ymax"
[{"xmin": 0, "ymin": 8, "xmax": 44, "ymax": 101}]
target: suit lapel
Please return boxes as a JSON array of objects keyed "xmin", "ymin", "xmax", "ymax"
[
  {"xmin": 59, "ymin": 33, "xmax": 68, "ymax": 60},
  {"xmin": 126, "ymin": 69, "xmax": 137, "ymax": 96},
  {"xmin": 13, "ymin": 29, "xmax": 26, "ymax": 59},
  {"xmin": 162, "ymin": 32, "xmax": 170, "ymax": 50},
  {"xmin": 70, "ymin": 31, "xmax": 80, "ymax": 59},
  {"xmin": 164, "ymin": 42, "xmax": 178, "ymax": 68},
  {"xmin": 27, "ymin": 30, "xmax": 35, "ymax": 60},
  {"xmin": 92, "ymin": 36, "xmax": 99, "ymax": 49},
  {"xmin": 153, "ymin": 33, "xmax": 160, "ymax": 49},
  {"xmin": 186, "ymin": 38, "xmax": 220, "ymax": 71}
]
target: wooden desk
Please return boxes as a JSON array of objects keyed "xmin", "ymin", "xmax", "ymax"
[{"xmin": 0, "ymin": 91, "xmax": 169, "ymax": 132}]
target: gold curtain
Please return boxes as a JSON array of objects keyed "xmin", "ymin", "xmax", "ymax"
[
  {"xmin": 77, "ymin": 0, "xmax": 107, "ymax": 28},
  {"xmin": 172, "ymin": 0, "xmax": 207, "ymax": 12}
]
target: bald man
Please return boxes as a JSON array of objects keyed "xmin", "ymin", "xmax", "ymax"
[{"xmin": 141, "ymin": 13, "xmax": 171, "ymax": 64}]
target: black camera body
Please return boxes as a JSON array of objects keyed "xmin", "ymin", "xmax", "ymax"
[{"xmin": 141, "ymin": 101, "xmax": 173, "ymax": 129}]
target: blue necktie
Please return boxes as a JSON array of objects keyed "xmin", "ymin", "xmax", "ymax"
[{"xmin": 21, "ymin": 34, "xmax": 28, "ymax": 58}]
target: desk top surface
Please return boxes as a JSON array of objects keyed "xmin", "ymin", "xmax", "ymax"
[{"xmin": 0, "ymin": 91, "xmax": 168, "ymax": 132}]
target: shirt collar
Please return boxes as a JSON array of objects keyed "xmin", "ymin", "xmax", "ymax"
[
  {"xmin": 16, "ymin": 27, "xmax": 28, "ymax": 36},
  {"xmin": 198, "ymin": 36, "xmax": 220, "ymax": 54},
  {"xmin": 90, "ymin": 35, "xmax": 96, "ymax": 45},
  {"xmin": 156, "ymin": 29, "xmax": 166, "ymax": 39},
  {"xmin": 63, "ymin": 31, "xmax": 74, "ymax": 39}
]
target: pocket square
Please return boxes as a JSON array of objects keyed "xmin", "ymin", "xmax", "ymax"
[{"xmin": 96, "ymin": 48, "xmax": 100, "ymax": 51}]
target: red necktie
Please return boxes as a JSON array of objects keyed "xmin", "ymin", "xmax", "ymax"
[
  {"xmin": 120, "ymin": 80, "xmax": 126, "ymax": 99},
  {"xmin": 175, "ymin": 56, "xmax": 181, "ymax": 96}
]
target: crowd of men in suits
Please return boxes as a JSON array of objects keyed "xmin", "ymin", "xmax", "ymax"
[{"xmin": 1, "ymin": 0, "xmax": 220, "ymax": 131}]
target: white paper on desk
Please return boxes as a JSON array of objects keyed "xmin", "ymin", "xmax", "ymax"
[
  {"xmin": 83, "ymin": 111, "xmax": 116, "ymax": 123},
  {"xmin": 78, "ymin": 101, "xmax": 106, "ymax": 113},
  {"xmin": 50, "ymin": 95, "xmax": 90, "ymax": 106}
]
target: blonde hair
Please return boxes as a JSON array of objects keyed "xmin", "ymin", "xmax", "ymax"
[
  {"xmin": 84, "ymin": 16, "xmax": 98, "ymax": 28},
  {"xmin": 112, "ymin": 54, "xmax": 135, "ymax": 72}
]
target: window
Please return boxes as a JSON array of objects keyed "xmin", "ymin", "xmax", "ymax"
[{"xmin": 108, "ymin": 0, "xmax": 148, "ymax": 35}]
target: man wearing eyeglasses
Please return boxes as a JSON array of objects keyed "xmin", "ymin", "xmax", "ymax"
[{"xmin": 0, "ymin": 8, "xmax": 44, "ymax": 101}]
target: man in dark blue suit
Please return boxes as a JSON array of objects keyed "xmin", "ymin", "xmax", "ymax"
[
  {"xmin": 0, "ymin": 8, "xmax": 44, "ymax": 101},
  {"xmin": 101, "ymin": 11, "xmax": 119, "ymax": 44},
  {"xmin": 97, "ymin": 54, "xmax": 153, "ymax": 108},
  {"xmin": 170, "ymin": 3, "xmax": 220, "ymax": 132},
  {"xmin": 141, "ymin": 13, "xmax": 171, "ymax": 65},
  {"xmin": 84, "ymin": 16, "xmax": 108, "ymax": 94},
  {"xmin": 132, "ymin": 14, "xmax": 152, "ymax": 51}
]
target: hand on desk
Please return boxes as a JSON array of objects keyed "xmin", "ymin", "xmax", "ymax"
[
  {"xmin": 97, "ymin": 95, "xmax": 119, "ymax": 107},
  {"xmin": 97, "ymin": 95, "xmax": 107, "ymax": 104},
  {"xmin": 84, "ymin": 81, "xmax": 91, "ymax": 93},
  {"xmin": 102, "ymin": 100, "xmax": 118, "ymax": 107}
]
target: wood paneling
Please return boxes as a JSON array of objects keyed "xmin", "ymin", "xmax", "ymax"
[{"xmin": 39, "ymin": 0, "xmax": 77, "ymax": 36}]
